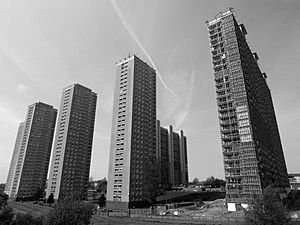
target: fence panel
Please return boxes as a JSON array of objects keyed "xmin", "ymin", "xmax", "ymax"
[{"xmin": 96, "ymin": 209, "xmax": 247, "ymax": 223}]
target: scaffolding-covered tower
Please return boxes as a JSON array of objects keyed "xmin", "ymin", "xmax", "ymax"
[{"xmin": 206, "ymin": 9, "xmax": 289, "ymax": 211}]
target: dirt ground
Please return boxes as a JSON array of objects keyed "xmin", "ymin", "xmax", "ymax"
[
  {"xmin": 8, "ymin": 201, "xmax": 243, "ymax": 224},
  {"xmin": 182, "ymin": 199, "xmax": 244, "ymax": 218},
  {"xmin": 92, "ymin": 215, "xmax": 239, "ymax": 225}
]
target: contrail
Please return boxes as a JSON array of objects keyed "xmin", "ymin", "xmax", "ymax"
[
  {"xmin": 174, "ymin": 70, "xmax": 195, "ymax": 129},
  {"xmin": 110, "ymin": 0, "xmax": 176, "ymax": 96}
]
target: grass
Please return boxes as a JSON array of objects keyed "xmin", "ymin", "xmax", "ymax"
[
  {"xmin": 8, "ymin": 201, "xmax": 242, "ymax": 224},
  {"xmin": 8, "ymin": 201, "xmax": 51, "ymax": 217}
]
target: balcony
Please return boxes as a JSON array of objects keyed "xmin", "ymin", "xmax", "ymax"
[
  {"xmin": 210, "ymin": 39, "xmax": 218, "ymax": 45},
  {"xmin": 219, "ymin": 111, "xmax": 235, "ymax": 119},
  {"xmin": 213, "ymin": 65, "xmax": 223, "ymax": 72}
]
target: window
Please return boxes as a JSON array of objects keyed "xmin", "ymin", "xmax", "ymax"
[
  {"xmin": 237, "ymin": 112, "xmax": 248, "ymax": 120},
  {"xmin": 239, "ymin": 127, "xmax": 250, "ymax": 135},
  {"xmin": 241, "ymin": 135, "xmax": 252, "ymax": 142},
  {"xmin": 238, "ymin": 119, "xmax": 249, "ymax": 127}
]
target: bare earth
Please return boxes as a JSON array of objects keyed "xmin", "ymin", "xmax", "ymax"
[{"xmin": 8, "ymin": 201, "xmax": 243, "ymax": 225}]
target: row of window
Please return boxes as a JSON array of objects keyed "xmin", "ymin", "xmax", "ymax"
[{"xmin": 113, "ymin": 71, "xmax": 128, "ymax": 198}]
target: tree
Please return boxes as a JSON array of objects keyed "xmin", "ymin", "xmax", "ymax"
[
  {"xmin": 214, "ymin": 178, "xmax": 225, "ymax": 188},
  {"xmin": 98, "ymin": 194, "xmax": 106, "ymax": 207},
  {"xmin": 0, "ymin": 201, "xmax": 94, "ymax": 225},
  {"xmin": 245, "ymin": 186, "xmax": 291, "ymax": 225},
  {"xmin": 144, "ymin": 158, "xmax": 165, "ymax": 207},
  {"xmin": 73, "ymin": 190, "xmax": 86, "ymax": 201},
  {"xmin": 0, "ymin": 192, "xmax": 8, "ymax": 209},
  {"xmin": 11, "ymin": 213, "xmax": 43, "ymax": 225},
  {"xmin": 0, "ymin": 207, "xmax": 14, "ymax": 224},
  {"xmin": 0, "ymin": 184, "xmax": 5, "ymax": 193},
  {"xmin": 95, "ymin": 178, "xmax": 107, "ymax": 193},
  {"xmin": 45, "ymin": 200, "xmax": 95, "ymax": 225},
  {"xmin": 47, "ymin": 193, "xmax": 54, "ymax": 206},
  {"xmin": 203, "ymin": 176, "xmax": 225, "ymax": 188},
  {"xmin": 192, "ymin": 177, "xmax": 199, "ymax": 185},
  {"xmin": 88, "ymin": 177, "xmax": 95, "ymax": 190}
]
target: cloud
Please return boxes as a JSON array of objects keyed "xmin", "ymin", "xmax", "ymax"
[
  {"xmin": 110, "ymin": 0, "xmax": 176, "ymax": 96},
  {"xmin": 17, "ymin": 83, "xmax": 29, "ymax": 92},
  {"xmin": 173, "ymin": 70, "xmax": 195, "ymax": 129}
]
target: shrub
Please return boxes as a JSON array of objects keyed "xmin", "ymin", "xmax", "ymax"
[
  {"xmin": 10, "ymin": 214, "xmax": 43, "ymax": 225},
  {"xmin": 45, "ymin": 200, "xmax": 95, "ymax": 225},
  {"xmin": 0, "ymin": 193, "xmax": 8, "ymax": 209},
  {"xmin": 0, "ymin": 207, "xmax": 14, "ymax": 224},
  {"xmin": 245, "ymin": 186, "xmax": 291, "ymax": 225}
]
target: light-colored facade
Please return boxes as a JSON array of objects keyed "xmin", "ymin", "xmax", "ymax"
[
  {"xmin": 107, "ymin": 55, "xmax": 156, "ymax": 209},
  {"xmin": 7, "ymin": 102, "xmax": 57, "ymax": 199},
  {"xmin": 207, "ymin": 9, "xmax": 289, "ymax": 211},
  {"xmin": 156, "ymin": 121, "xmax": 188, "ymax": 188},
  {"xmin": 4, "ymin": 122, "xmax": 25, "ymax": 197},
  {"xmin": 288, "ymin": 174, "xmax": 300, "ymax": 190},
  {"xmin": 46, "ymin": 84, "xmax": 97, "ymax": 201}
]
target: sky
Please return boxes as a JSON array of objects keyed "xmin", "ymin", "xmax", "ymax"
[{"xmin": 0, "ymin": 0, "xmax": 299, "ymax": 183}]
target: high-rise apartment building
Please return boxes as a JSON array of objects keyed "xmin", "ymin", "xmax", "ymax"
[
  {"xmin": 4, "ymin": 122, "xmax": 25, "ymax": 197},
  {"xmin": 107, "ymin": 55, "xmax": 156, "ymax": 209},
  {"xmin": 207, "ymin": 9, "xmax": 289, "ymax": 211},
  {"xmin": 156, "ymin": 121, "xmax": 169, "ymax": 189},
  {"xmin": 179, "ymin": 130, "xmax": 188, "ymax": 186},
  {"xmin": 46, "ymin": 84, "xmax": 97, "ymax": 201},
  {"xmin": 156, "ymin": 120, "xmax": 188, "ymax": 188},
  {"xmin": 6, "ymin": 103, "xmax": 57, "ymax": 199}
]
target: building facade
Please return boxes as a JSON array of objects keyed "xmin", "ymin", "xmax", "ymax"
[
  {"xmin": 6, "ymin": 103, "xmax": 57, "ymax": 199},
  {"xmin": 4, "ymin": 122, "xmax": 25, "ymax": 197},
  {"xmin": 207, "ymin": 10, "xmax": 289, "ymax": 211},
  {"xmin": 107, "ymin": 55, "xmax": 157, "ymax": 209},
  {"xmin": 288, "ymin": 174, "xmax": 300, "ymax": 190},
  {"xmin": 46, "ymin": 84, "xmax": 97, "ymax": 201},
  {"xmin": 179, "ymin": 130, "xmax": 188, "ymax": 186},
  {"xmin": 156, "ymin": 120, "xmax": 188, "ymax": 188},
  {"xmin": 156, "ymin": 121, "xmax": 169, "ymax": 189}
]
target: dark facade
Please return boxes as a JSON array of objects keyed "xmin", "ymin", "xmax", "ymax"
[
  {"xmin": 180, "ymin": 130, "xmax": 188, "ymax": 186},
  {"xmin": 156, "ymin": 121, "xmax": 189, "ymax": 188},
  {"xmin": 156, "ymin": 121, "xmax": 170, "ymax": 189},
  {"xmin": 172, "ymin": 131, "xmax": 181, "ymax": 185},
  {"xmin": 207, "ymin": 10, "xmax": 289, "ymax": 210},
  {"xmin": 9, "ymin": 103, "xmax": 57, "ymax": 199},
  {"xmin": 46, "ymin": 84, "xmax": 97, "ymax": 201},
  {"xmin": 107, "ymin": 55, "xmax": 157, "ymax": 209}
]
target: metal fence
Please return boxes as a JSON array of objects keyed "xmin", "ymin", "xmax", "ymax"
[
  {"xmin": 96, "ymin": 209, "xmax": 246, "ymax": 223},
  {"xmin": 131, "ymin": 214, "xmax": 245, "ymax": 223},
  {"xmin": 96, "ymin": 209, "xmax": 300, "ymax": 224}
]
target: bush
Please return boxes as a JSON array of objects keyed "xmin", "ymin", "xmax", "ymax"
[
  {"xmin": 0, "ymin": 207, "xmax": 14, "ymax": 224},
  {"xmin": 0, "ymin": 200, "xmax": 95, "ymax": 225},
  {"xmin": 0, "ymin": 193, "xmax": 8, "ymax": 209},
  {"xmin": 0, "ymin": 207, "xmax": 44, "ymax": 225},
  {"xmin": 245, "ymin": 186, "xmax": 291, "ymax": 225},
  {"xmin": 46, "ymin": 193, "xmax": 54, "ymax": 206},
  {"xmin": 10, "ymin": 214, "xmax": 43, "ymax": 225},
  {"xmin": 45, "ymin": 200, "xmax": 95, "ymax": 225},
  {"xmin": 98, "ymin": 194, "xmax": 106, "ymax": 207}
]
